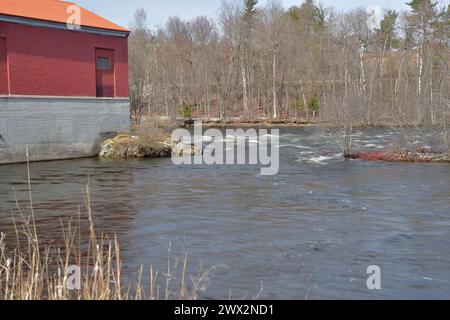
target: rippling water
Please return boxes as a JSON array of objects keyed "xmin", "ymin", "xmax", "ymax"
[{"xmin": 0, "ymin": 127, "xmax": 449, "ymax": 299}]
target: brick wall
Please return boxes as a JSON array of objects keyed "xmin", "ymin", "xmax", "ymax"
[{"xmin": 0, "ymin": 21, "xmax": 128, "ymax": 97}]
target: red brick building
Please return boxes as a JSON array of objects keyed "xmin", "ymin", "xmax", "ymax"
[
  {"xmin": 0, "ymin": 0, "xmax": 131, "ymax": 164},
  {"xmin": 0, "ymin": 0, "xmax": 129, "ymax": 97}
]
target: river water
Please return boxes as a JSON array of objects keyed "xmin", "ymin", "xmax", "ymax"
[{"xmin": 0, "ymin": 127, "xmax": 449, "ymax": 299}]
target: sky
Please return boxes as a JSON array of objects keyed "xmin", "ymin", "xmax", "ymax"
[{"xmin": 73, "ymin": 0, "xmax": 428, "ymax": 29}]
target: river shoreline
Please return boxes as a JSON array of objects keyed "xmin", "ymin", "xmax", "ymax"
[
  {"xmin": 196, "ymin": 119, "xmax": 319, "ymax": 128},
  {"xmin": 173, "ymin": 118, "xmax": 449, "ymax": 130}
]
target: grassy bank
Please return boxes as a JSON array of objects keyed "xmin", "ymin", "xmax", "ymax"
[{"xmin": 0, "ymin": 158, "xmax": 214, "ymax": 300}]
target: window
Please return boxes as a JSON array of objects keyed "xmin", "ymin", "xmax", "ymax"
[
  {"xmin": 96, "ymin": 56, "xmax": 111, "ymax": 70},
  {"xmin": 95, "ymin": 48, "xmax": 115, "ymax": 98}
]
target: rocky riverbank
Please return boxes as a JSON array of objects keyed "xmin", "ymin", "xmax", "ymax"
[
  {"xmin": 184, "ymin": 118, "xmax": 319, "ymax": 128},
  {"xmin": 99, "ymin": 134, "xmax": 202, "ymax": 159},
  {"xmin": 99, "ymin": 134, "xmax": 174, "ymax": 158}
]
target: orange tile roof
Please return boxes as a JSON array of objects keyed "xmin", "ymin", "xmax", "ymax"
[{"xmin": 0, "ymin": 0, "xmax": 128, "ymax": 32}]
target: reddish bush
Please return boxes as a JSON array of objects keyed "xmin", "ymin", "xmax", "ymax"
[
  {"xmin": 351, "ymin": 149, "xmax": 449, "ymax": 163},
  {"xmin": 351, "ymin": 151, "xmax": 414, "ymax": 162},
  {"xmin": 351, "ymin": 151, "xmax": 384, "ymax": 161}
]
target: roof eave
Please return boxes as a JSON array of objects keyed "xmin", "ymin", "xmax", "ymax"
[{"xmin": 0, "ymin": 14, "xmax": 129, "ymax": 38}]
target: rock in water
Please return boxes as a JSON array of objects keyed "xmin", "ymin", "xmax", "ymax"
[{"xmin": 99, "ymin": 134, "xmax": 179, "ymax": 159}]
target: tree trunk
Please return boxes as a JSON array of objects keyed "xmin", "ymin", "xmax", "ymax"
[
  {"xmin": 272, "ymin": 51, "xmax": 277, "ymax": 119},
  {"xmin": 241, "ymin": 61, "xmax": 249, "ymax": 116}
]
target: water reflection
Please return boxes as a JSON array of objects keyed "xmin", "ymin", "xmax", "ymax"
[
  {"xmin": 0, "ymin": 128, "xmax": 449, "ymax": 299},
  {"xmin": 0, "ymin": 159, "xmax": 137, "ymax": 253}
]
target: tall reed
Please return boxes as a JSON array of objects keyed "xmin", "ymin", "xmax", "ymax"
[{"xmin": 0, "ymin": 150, "xmax": 214, "ymax": 300}]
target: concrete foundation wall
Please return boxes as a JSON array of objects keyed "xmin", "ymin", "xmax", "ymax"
[{"xmin": 0, "ymin": 96, "xmax": 130, "ymax": 164}]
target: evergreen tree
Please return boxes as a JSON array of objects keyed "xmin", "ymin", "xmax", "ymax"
[
  {"xmin": 406, "ymin": 0, "xmax": 437, "ymax": 13},
  {"xmin": 244, "ymin": 0, "xmax": 258, "ymax": 18},
  {"xmin": 379, "ymin": 10, "xmax": 399, "ymax": 50}
]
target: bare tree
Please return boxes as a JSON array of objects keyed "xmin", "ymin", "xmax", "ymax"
[
  {"xmin": 129, "ymin": 8, "xmax": 152, "ymax": 124},
  {"xmin": 126, "ymin": 0, "xmax": 448, "ymax": 147}
]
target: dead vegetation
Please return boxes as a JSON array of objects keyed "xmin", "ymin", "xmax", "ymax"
[
  {"xmin": 0, "ymin": 157, "xmax": 215, "ymax": 300},
  {"xmin": 128, "ymin": 1, "xmax": 448, "ymax": 127},
  {"xmin": 351, "ymin": 150, "xmax": 450, "ymax": 163},
  {"xmin": 98, "ymin": 133, "xmax": 176, "ymax": 159}
]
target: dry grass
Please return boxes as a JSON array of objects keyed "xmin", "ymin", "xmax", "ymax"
[
  {"xmin": 320, "ymin": 125, "xmax": 354, "ymax": 159},
  {"xmin": 0, "ymin": 151, "xmax": 214, "ymax": 300}
]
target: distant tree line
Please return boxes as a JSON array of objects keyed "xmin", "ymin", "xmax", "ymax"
[{"xmin": 128, "ymin": 0, "xmax": 449, "ymax": 129}]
